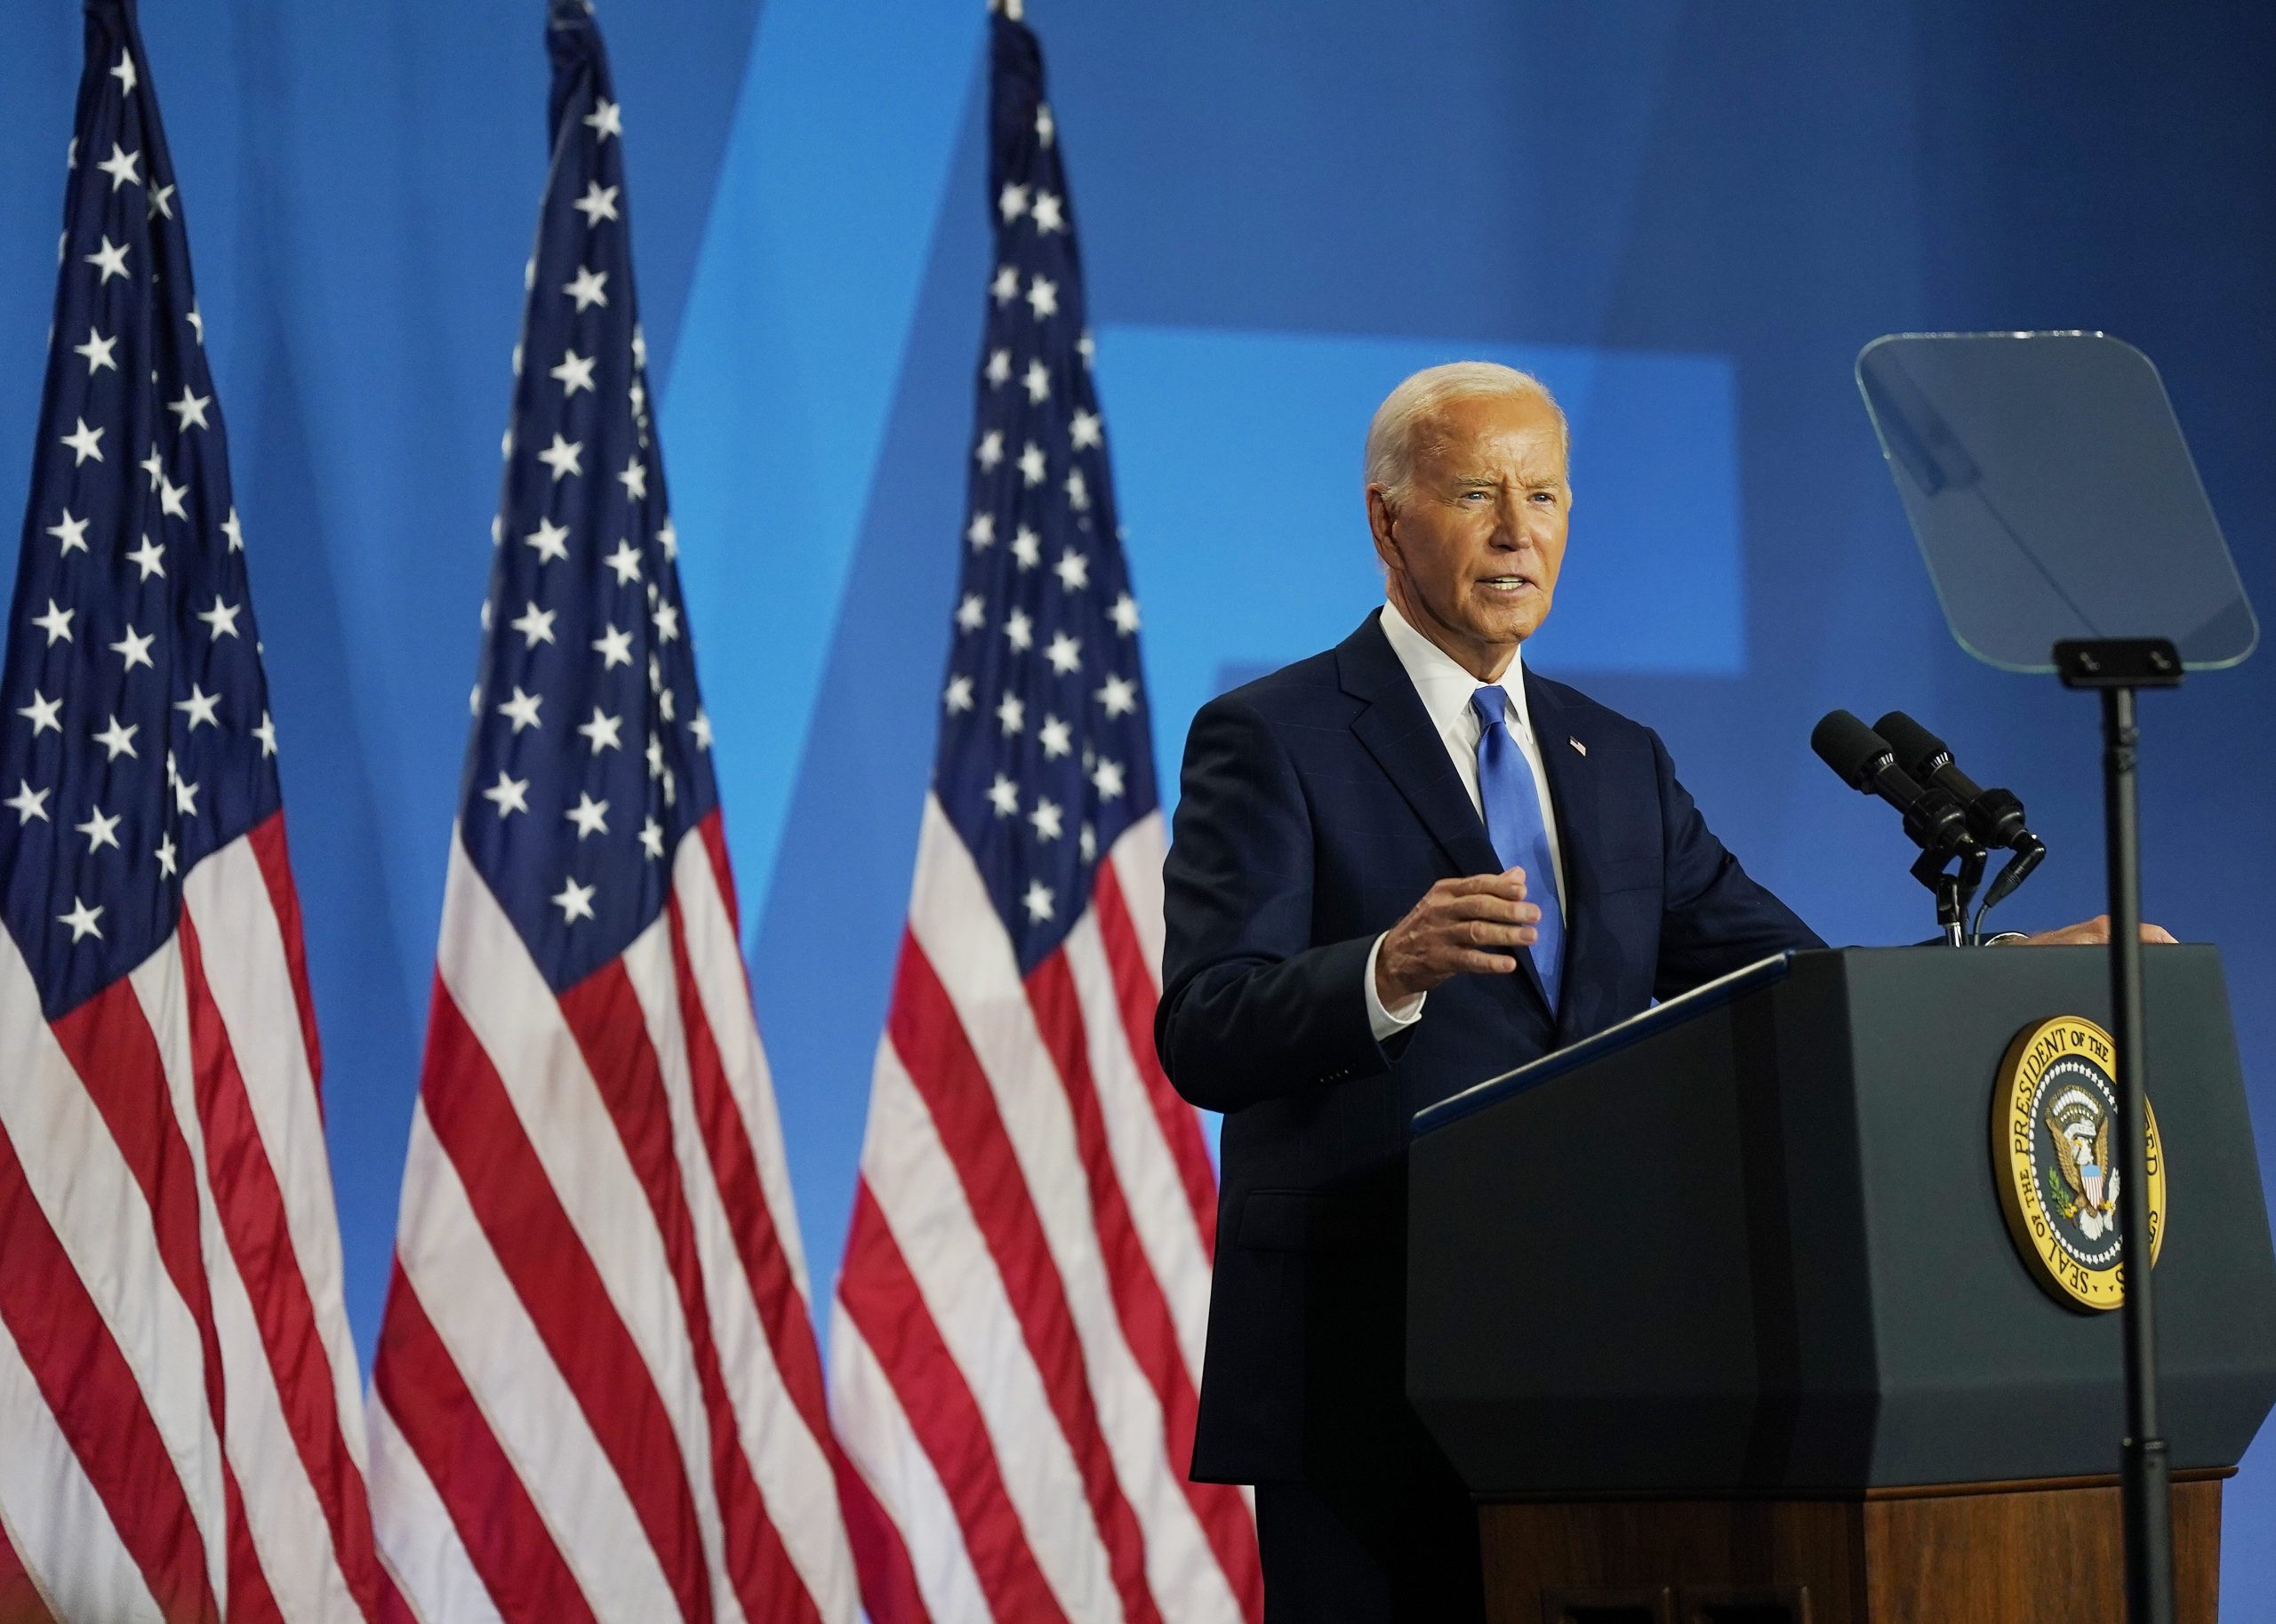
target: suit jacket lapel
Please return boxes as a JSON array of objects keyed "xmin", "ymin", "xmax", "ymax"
[
  {"xmin": 1338, "ymin": 614, "xmax": 1551, "ymax": 1015},
  {"xmin": 1526, "ymin": 668, "xmax": 1601, "ymax": 1044},
  {"xmin": 1339, "ymin": 614, "xmax": 1500, "ymax": 876}
]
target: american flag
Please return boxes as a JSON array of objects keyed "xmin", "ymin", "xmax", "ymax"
[
  {"xmin": 363, "ymin": 5, "xmax": 859, "ymax": 1620},
  {"xmin": 0, "ymin": 3, "xmax": 383, "ymax": 1620},
  {"xmin": 825, "ymin": 8, "xmax": 1262, "ymax": 1620}
]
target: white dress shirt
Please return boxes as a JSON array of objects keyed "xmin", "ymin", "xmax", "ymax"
[{"xmin": 1362, "ymin": 599, "xmax": 1570, "ymax": 1039}]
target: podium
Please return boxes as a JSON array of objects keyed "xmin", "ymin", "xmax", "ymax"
[{"xmin": 1407, "ymin": 947, "xmax": 2276, "ymax": 1624}]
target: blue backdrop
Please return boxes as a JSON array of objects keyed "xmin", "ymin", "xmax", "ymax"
[{"xmin": 4, "ymin": 0, "xmax": 2272, "ymax": 1601}]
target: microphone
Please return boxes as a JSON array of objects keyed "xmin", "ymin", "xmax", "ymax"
[
  {"xmin": 1810, "ymin": 709, "xmax": 1978, "ymax": 861},
  {"xmin": 1873, "ymin": 710, "xmax": 2047, "ymax": 917},
  {"xmin": 1872, "ymin": 711, "xmax": 2036, "ymax": 852}
]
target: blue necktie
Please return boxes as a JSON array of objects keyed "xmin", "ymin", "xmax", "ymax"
[{"xmin": 1470, "ymin": 685, "xmax": 1565, "ymax": 1012}]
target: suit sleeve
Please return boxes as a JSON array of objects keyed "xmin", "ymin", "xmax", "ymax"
[
  {"xmin": 1649, "ymin": 726, "xmax": 1826, "ymax": 1000},
  {"xmin": 1154, "ymin": 693, "xmax": 1398, "ymax": 1114}
]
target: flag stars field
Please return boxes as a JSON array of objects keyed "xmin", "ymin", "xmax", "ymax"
[
  {"xmin": 564, "ymin": 264, "xmax": 608, "ymax": 309},
  {"xmin": 551, "ymin": 348, "xmax": 597, "ymax": 394},
  {"xmin": 92, "ymin": 715, "xmax": 139, "ymax": 760},
  {"xmin": 33, "ymin": 600, "xmax": 74, "ymax": 644},
  {"xmin": 526, "ymin": 514, "xmax": 571, "ymax": 560},
  {"xmin": 498, "ymin": 684, "xmax": 543, "ymax": 731},
  {"xmin": 550, "ymin": 874, "xmax": 597, "ymax": 923},
  {"xmin": 111, "ymin": 624, "xmax": 154, "ymax": 668},
  {"xmin": 538, "ymin": 431, "xmax": 583, "ymax": 478},
  {"xmin": 75, "ymin": 325, "xmax": 118, "ymax": 372},
  {"xmin": 565, "ymin": 791, "xmax": 609, "ymax": 838},
  {"xmin": 57, "ymin": 895, "xmax": 103, "ymax": 941},
  {"xmin": 17, "ymin": 690, "xmax": 62, "ymax": 733},
  {"xmin": 174, "ymin": 684, "xmax": 220, "ymax": 729},
  {"xmin": 573, "ymin": 180, "xmax": 619, "ymax": 224},
  {"xmin": 93, "ymin": 140, "xmax": 141, "ymax": 191},
  {"xmin": 196, "ymin": 595, "xmax": 241, "ymax": 639},
  {"xmin": 510, "ymin": 601, "xmax": 557, "ymax": 645},
  {"xmin": 61, "ymin": 416, "xmax": 105, "ymax": 463},
  {"xmin": 85, "ymin": 234, "xmax": 130, "ymax": 283},
  {"xmin": 76, "ymin": 804, "xmax": 122, "ymax": 852},
  {"xmin": 168, "ymin": 384, "xmax": 210, "ymax": 428},
  {"xmin": 593, "ymin": 622, "xmax": 634, "ymax": 666}
]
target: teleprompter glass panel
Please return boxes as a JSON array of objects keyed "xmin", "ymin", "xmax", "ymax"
[{"xmin": 1855, "ymin": 332, "xmax": 2256, "ymax": 673}]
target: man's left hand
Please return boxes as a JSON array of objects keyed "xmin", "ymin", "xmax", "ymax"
[{"xmin": 2004, "ymin": 914, "xmax": 2177, "ymax": 946}]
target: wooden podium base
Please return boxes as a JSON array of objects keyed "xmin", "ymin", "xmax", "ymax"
[{"xmin": 1479, "ymin": 1471, "xmax": 2226, "ymax": 1624}]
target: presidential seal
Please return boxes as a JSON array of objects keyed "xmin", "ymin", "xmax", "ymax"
[{"xmin": 1993, "ymin": 1016, "xmax": 2166, "ymax": 1311}]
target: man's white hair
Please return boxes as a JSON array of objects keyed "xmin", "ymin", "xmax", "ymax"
[{"xmin": 1363, "ymin": 361, "xmax": 1568, "ymax": 500}]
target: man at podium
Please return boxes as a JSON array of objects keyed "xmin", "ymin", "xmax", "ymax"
[{"xmin": 1153, "ymin": 364, "xmax": 2144, "ymax": 1623}]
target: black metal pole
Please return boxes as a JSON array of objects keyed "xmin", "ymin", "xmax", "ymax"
[{"xmin": 2102, "ymin": 683, "xmax": 2174, "ymax": 1624}]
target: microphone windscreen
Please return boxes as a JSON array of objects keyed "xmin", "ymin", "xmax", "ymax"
[
  {"xmin": 1873, "ymin": 710, "xmax": 1949, "ymax": 780},
  {"xmin": 1811, "ymin": 709, "xmax": 1892, "ymax": 789}
]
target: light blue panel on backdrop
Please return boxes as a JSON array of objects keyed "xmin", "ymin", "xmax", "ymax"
[
  {"xmin": 1095, "ymin": 324, "xmax": 1744, "ymax": 803},
  {"xmin": 661, "ymin": 0, "xmax": 982, "ymax": 937}
]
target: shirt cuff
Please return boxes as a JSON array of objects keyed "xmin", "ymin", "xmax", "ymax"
[{"xmin": 1364, "ymin": 932, "xmax": 1426, "ymax": 1041}]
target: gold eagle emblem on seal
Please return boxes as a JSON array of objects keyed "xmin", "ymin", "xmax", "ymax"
[{"xmin": 1992, "ymin": 1015, "xmax": 2166, "ymax": 1312}]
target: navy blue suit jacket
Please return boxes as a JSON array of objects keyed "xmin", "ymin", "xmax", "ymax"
[{"xmin": 1156, "ymin": 612, "xmax": 1823, "ymax": 1484}]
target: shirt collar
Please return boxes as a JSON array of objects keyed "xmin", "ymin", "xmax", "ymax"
[{"xmin": 1378, "ymin": 597, "xmax": 1534, "ymax": 738}]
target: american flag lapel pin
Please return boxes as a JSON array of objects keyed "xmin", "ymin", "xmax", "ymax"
[{"xmin": 1569, "ymin": 737, "xmax": 1587, "ymax": 757}]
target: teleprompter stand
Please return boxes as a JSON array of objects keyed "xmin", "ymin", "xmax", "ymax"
[
  {"xmin": 2056, "ymin": 636, "xmax": 2185, "ymax": 1624},
  {"xmin": 1852, "ymin": 330, "xmax": 2261, "ymax": 1623}
]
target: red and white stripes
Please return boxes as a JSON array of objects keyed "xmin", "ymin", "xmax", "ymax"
[
  {"xmin": 0, "ymin": 812, "xmax": 382, "ymax": 1622},
  {"xmin": 830, "ymin": 799, "xmax": 1261, "ymax": 1623},
  {"xmin": 368, "ymin": 814, "xmax": 858, "ymax": 1624},
  {"xmin": 1, "ymin": 793, "xmax": 1247, "ymax": 1624}
]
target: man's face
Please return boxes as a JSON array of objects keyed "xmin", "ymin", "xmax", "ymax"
[{"xmin": 1367, "ymin": 391, "xmax": 1570, "ymax": 680}]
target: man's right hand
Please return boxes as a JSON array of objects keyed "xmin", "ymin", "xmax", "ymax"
[{"xmin": 1374, "ymin": 869, "xmax": 1541, "ymax": 1008}]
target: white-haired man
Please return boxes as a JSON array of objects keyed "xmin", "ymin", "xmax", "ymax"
[{"xmin": 1153, "ymin": 363, "xmax": 2150, "ymax": 1621}]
